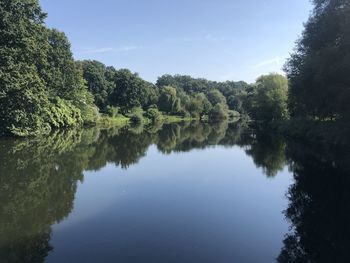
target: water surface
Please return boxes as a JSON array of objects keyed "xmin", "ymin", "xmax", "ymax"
[{"xmin": 0, "ymin": 122, "xmax": 348, "ymax": 262}]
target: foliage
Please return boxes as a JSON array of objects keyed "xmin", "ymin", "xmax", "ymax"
[
  {"xmin": 145, "ymin": 106, "xmax": 162, "ymax": 123},
  {"xmin": 285, "ymin": 0, "xmax": 350, "ymax": 120},
  {"xmin": 106, "ymin": 105, "xmax": 119, "ymax": 118},
  {"xmin": 246, "ymin": 74, "xmax": 289, "ymax": 122},
  {"xmin": 156, "ymin": 74, "xmax": 249, "ymax": 117},
  {"xmin": 158, "ymin": 86, "xmax": 181, "ymax": 114},
  {"xmin": 45, "ymin": 97, "xmax": 83, "ymax": 129},
  {"xmin": 0, "ymin": 0, "xmax": 98, "ymax": 136},
  {"xmin": 187, "ymin": 93, "xmax": 213, "ymax": 117},
  {"xmin": 209, "ymin": 103, "xmax": 229, "ymax": 122},
  {"xmin": 79, "ymin": 60, "xmax": 115, "ymax": 110},
  {"xmin": 207, "ymin": 89, "xmax": 227, "ymax": 106},
  {"xmin": 2, "ymin": 0, "xmax": 332, "ymax": 136},
  {"xmin": 129, "ymin": 108, "xmax": 144, "ymax": 124},
  {"xmin": 109, "ymin": 69, "xmax": 158, "ymax": 112}
]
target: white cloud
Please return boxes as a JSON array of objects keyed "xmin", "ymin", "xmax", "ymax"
[
  {"xmin": 80, "ymin": 45, "xmax": 145, "ymax": 54},
  {"xmin": 115, "ymin": 45, "xmax": 145, "ymax": 52},
  {"xmin": 164, "ymin": 32, "xmax": 229, "ymax": 44},
  {"xmin": 81, "ymin": 47, "xmax": 114, "ymax": 54},
  {"xmin": 252, "ymin": 57, "xmax": 282, "ymax": 69}
]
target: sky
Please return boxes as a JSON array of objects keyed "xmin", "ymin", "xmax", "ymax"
[{"xmin": 40, "ymin": 0, "xmax": 312, "ymax": 84}]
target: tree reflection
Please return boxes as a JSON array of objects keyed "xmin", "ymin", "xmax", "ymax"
[
  {"xmin": 244, "ymin": 131, "xmax": 287, "ymax": 177},
  {"xmin": 0, "ymin": 129, "xmax": 94, "ymax": 262},
  {"xmin": 278, "ymin": 142, "xmax": 350, "ymax": 263},
  {"xmin": 0, "ymin": 121, "xmax": 291, "ymax": 262}
]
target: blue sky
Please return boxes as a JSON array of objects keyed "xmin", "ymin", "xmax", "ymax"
[{"xmin": 40, "ymin": 0, "xmax": 312, "ymax": 83}]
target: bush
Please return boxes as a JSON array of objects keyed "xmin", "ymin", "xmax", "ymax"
[
  {"xmin": 45, "ymin": 98, "xmax": 83, "ymax": 129},
  {"xmin": 146, "ymin": 106, "xmax": 162, "ymax": 122},
  {"xmin": 106, "ymin": 106, "xmax": 119, "ymax": 118},
  {"xmin": 209, "ymin": 103, "xmax": 228, "ymax": 122},
  {"xmin": 178, "ymin": 109, "xmax": 191, "ymax": 118},
  {"xmin": 80, "ymin": 105, "xmax": 100, "ymax": 125},
  {"xmin": 129, "ymin": 108, "xmax": 144, "ymax": 124}
]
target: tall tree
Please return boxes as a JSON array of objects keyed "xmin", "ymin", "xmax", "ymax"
[
  {"xmin": 285, "ymin": 0, "xmax": 350, "ymax": 120},
  {"xmin": 248, "ymin": 74, "xmax": 289, "ymax": 122},
  {"xmin": 207, "ymin": 89, "xmax": 227, "ymax": 106},
  {"xmin": 79, "ymin": 60, "xmax": 115, "ymax": 110},
  {"xmin": 0, "ymin": 0, "xmax": 51, "ymax": 135},
  {"xmin": 158, "ymin": 86, "xmax": 181, "ymax": 114},
  {"xmin": 0, "ymin": 1, "xmax": 97, "ymax": 135},
  {"xmin": 109, "ymin": 69, "xmax": 158, "ymax": 112}
]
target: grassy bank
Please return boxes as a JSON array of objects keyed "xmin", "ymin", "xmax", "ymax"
[
  {"xmin": 96, "ymin": 113, "xmax": 198, "ymax": 129},
  {"xmin": 97, "ymin": 115, "xmax": 130, "ymax": 128}
]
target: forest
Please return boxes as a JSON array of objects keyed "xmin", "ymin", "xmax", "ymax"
[{"xmin": 0, "ymin": 0, "xmax": 349, "ymax": 138}]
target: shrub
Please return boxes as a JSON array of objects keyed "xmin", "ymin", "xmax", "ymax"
[
  {"xmin": 179, "ymin": 109, "xmax": 191, "ymax": 118},
  {"xmin": 46, "ymin": 98, "xmax": 83, "ymax": 129},
  {"xmin": 106, "ymin": 106, "xmax": 119, "ymax": 118},
  {"xmin": 129, "ymin": 108, "xmax": 144, "ymax": 124},
  {"xmin": 209, "ymin": 103, "xmax": 228, "ymax": 122},
  {"xmin": 146, "ymin": 106, "xmax": 162, "ymax": 122}
]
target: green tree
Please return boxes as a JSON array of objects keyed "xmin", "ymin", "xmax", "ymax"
[
  {"xmin": 79, "ymin": 60, "xmax": 115, "ymax": 110},
  {"xmin": 109, "ymin": 69, "xmax": 158, "ymax": 112},
  {"xmin": 207, "ymin": 89, "xmax": 227, "ymax": 106},
  {"xmin": 249, "ymin": 74, "xmax": 289, "ymax": 122},
  {"xmin": 209, "ymin": 103, "xmax": 229, "ymax": 122},
  {"xmin": 0, "ymin": 1, "xmax": 98, "ymax": 135},
  {"xmin": 0, "ymin": 0, "xmax": 50, "ymax": 136},
  {"xmin": 146, "ymin": 106, "xmax": 162, "ymax": 123},
  {"xmin": 285, "ymin": 0, "xmax": 350, "ymax": 120},
  {"xmin": 187, "ymin": 93, "xmax": 212, "ymax": 117},
  {"xmin": 158, "ymin": 86, "xmax": 181, "ymax": 114}
]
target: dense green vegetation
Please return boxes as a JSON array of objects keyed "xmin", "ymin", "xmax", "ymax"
[
  {"xmin": 1, "ymin": 0, "xmax": 349, "ymax": 138},
  {"xmin": 285, "ymin": 0, "xmax": 350, "ymax": 121},
  {"xmin": 0, "ymin": 0, "xmax": 289, "ymax": 137},
  {"xmin": 0, "ymin": 0, "xmax": 98, "ymax": 136}
]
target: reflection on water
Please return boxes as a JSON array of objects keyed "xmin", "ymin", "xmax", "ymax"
[
  {"xmin": 0, "ymin": 121, "xmax": 348, "ymax": 262},
  {"xmin": 278, "ymin": 140, "xmax": 350, "ymax": 263}
]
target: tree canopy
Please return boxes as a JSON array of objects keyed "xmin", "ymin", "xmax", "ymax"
[{"xmin": 285, "ymin": 0, "xmax": 350, "ymax": 120}]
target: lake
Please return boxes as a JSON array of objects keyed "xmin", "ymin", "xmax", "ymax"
[{"xmin": 0, "ymin": 121, "xmax": 349, "ymax": 263}]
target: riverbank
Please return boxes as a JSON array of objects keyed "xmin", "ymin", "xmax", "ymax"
[{"xmin": 255, "ymin": 119, "xmax": 350, "ymax": 151}]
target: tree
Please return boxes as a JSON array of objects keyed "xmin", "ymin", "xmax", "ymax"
[
  {"xmin": 227, "ymin": 95, "xmax": 243, "ymax": 112},
  {"xmin": 248, "ymin": 74, "xmax": 289, "ymax": 122},
  {"xmin": 109, "ymin": 69, "xmax": 158, "ymax": 112},
  {"xmin": 0, "ymin": 1, "xmax": 98, "ymax": 135},
  {"xmin": 285, "ymin": 0, "xmax": 350, "ymax": 120},
  {"xmin": 187, "ymin": 93, "xmax": 212, "ymax": 117},
  {"xmin": 0, "ymin": 0, "xmax": 50, "ymax": 135},
  {"xmin": 146, "ymin": 105, "xmax": 162, "ymax": 123},
  {"xmin": 158, "ymin": 86, "xmax": 181, "ymax": 114},
  {"xmin": 79, "ymin": 60, "xmax": 115, "ymax": 110},
  {"xmin": 207, "ymin": 89, "xmax": 227, "ymax": 106},
  {"xmin": 209, "ymin": 103, "xmax": 229, "ymax": 122}
]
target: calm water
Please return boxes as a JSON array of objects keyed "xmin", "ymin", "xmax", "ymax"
[{"xmin": 0, "ymin": 122, "xmax": 349, "ymax": 262}]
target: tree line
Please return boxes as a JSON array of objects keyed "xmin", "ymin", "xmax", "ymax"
[
  {"xmin": 285, "ymin": 0, "xmax": 350, "ymax": 121},
  {"xmin": 0, "ymin": 0, "xmax": 290, "ymax": 137},
  {"xmin": 1, "ymin": 0, "xmax": 348, "ymax": 137}
]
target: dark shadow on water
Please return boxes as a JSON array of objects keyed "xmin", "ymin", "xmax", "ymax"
[
  {"xmin": 0, "ymin": 121, "xmax": 349, "ymax": 262},
  {"xmin": 277, "ymin": 139, "xmax": 350, "ymax": 263}
]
